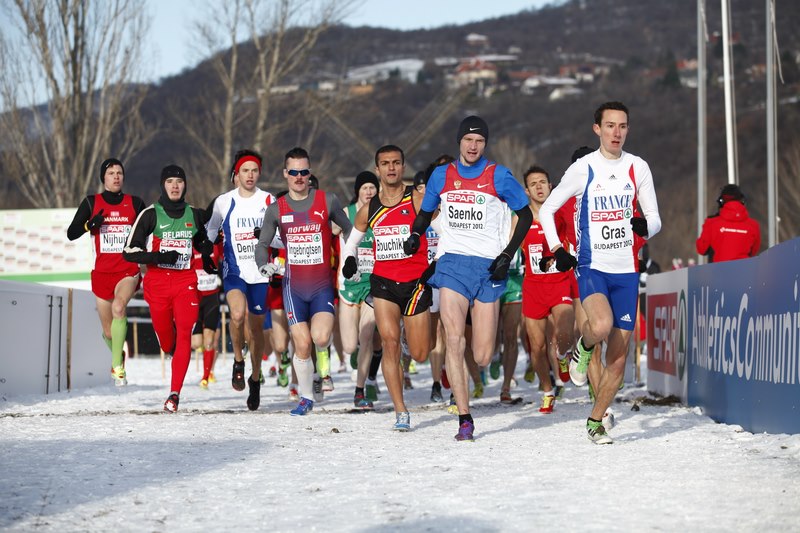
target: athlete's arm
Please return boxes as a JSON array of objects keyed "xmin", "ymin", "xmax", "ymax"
[
  {"xmin": 540, "ymin": 164, "xmax": 584, "ymax": 252},
  {"xmin": 341, "ymin": 204, "xmax": 369, "ymax": 260},
  {"xmin": 327, "ymin": 193, "xmax": 353, "ymax": 239},
  {"xmin": 122, "ymin": 207, "xmax": 161, "ymax": 264},
  {"xmin": 502, "ymin": 205, "xmax": 532, "ymax": 258},
  {"xmin": 66, "ymin": 196, "xmax": 94, "ymax": 240},
  {"xmin": 635, "ymin": 160, "xmax": 661, "ymax": 240},
  {"xmin": 205, "ymin": 196, "xmax": 224, "ymax": 239},
  {"xmin": 254, "ymin": 203, "xmax": 280, "ymax": 269}
]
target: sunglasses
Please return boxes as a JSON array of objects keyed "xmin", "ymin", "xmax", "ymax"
[{"xmin": 286, "ymin": 169, "xmax": 311, "ymax": 177}]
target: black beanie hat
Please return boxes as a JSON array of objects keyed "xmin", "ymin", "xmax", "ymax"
[
  {"xmin": 456, "ymin": 115, "xmax": 489, "ymax": 145},
  {"xmin": 354, "ymin": 171, "xmax": 379, "ymax": 198},
  {"xmin": 718, "ymin": 184, "xmax": 745, "ymax": 206},
  {"xmin": 100, "ymin": 158, "xmax": 124, "ymax": 184},
  {"xmin": 413, "ymin": 171, "xmax": 427, "ymax": 189},
  {"xmin": 160, "ymin": 164, "xmax": 187, "ymax": 200}
]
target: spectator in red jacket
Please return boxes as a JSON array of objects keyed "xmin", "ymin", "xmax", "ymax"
[{"xmin": 696, "ymin": 184, "xmax": 761, "ymax": 263}]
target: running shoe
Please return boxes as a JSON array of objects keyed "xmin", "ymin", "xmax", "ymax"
[
  {"xmin": 350, "ymin": 349, "xmax": 358, "ymax": 370},
  {"xmin": 403, "ymin": 374, "xmax": 413, "ymax": 390},
  {"xmin": 247, "ymin": 376, "xmax": 261, "ymax": 411},
  {"xmin": 111, "ymin": 365, "xmax": 127, "ymax": 386},
  {"xmin": 471, "ymin": 381, "xmax": 484, "ymax": 399},
  {"xmin": 539, "ymin": 394, "xmax": 555, "ymax": 414},
  {"xmin": 524, "ymin": 362, "xmax": 535, "ymax": 383},
  {"xmin": 316, "ymin": 350, "xmax": 330, "ymax": 378},
  {"xmin": 480, "ymin": 369, "xmax": 488, "ymax": 386},
  {"xmin": 163, "ymin": 393, "xmax": 179, "ymax": 413},
  {"xmin": 447, "ymin": 394, "xmax": 458, "ymax": 415},
  {"xmin": 199, "ymin": 378, "xmax": 209, "ymax": 390},
  {"xmin": 554, "ymin": 384, "xmax": 564, "ymax": 399},
  {"xmin": 603, "ymin": 409, "xmax": 616, "ymax": 431},
  {"xmin": 441, "ymin": 366, "xmax": 450, "ymax": 389},
  {"xmin": 393, "ymin": 411, "xmax": 411, "ymax": 431},
  {"xmin": 208, "ymin": 371, "xmax": 216, "ymax": 384},
  {"xmin": 365, "ymin": 379, "xmax": 380, "ymax": 401},
  {"xmin": 455, "ymin": 421, "xmax": 475, "ymax": 442},
  {"xmin": 500, "ymin": 389, "xmax": 514, "ymax": 404},
  {"xmin": 232, "ymin": 359, "xmax": 246, "ymax": 391},
  {"xmin": 290, "ymin": 397, "xmax": 314, "ymax": 416},
  {"xmin": 313, "ymin": 377, "xmax": 324, "ymax": 402},
  {"xmin": 408, "ymin": 360, "xmax": 418, "ymax": 375},
  {"xmin": 558, "ymin": 354, "xmax": 571, "ymax": 383},
  {"xmin": 268, "ymin": 366, "xmax": 277, "ymax": 377},
  {"xmin": 489, "ymin": 356, "xmax": 501, "ymax": 380},
  {"xmin": 277, "ymin": 366, "xmax": 289, "ymax": 387},
  {"xmin": 353, "ymin": 391, "xmax": 374, "ymax": 410},
  {"xmin": 259, "ymin": 369, "xmax": 265, "ymax": 385},
  {"xmin": 569, "ymin": 337, "xmax": 593, "ymax": 387},
  {"xmin": 430, "ymin": 382, "xmax": 444, "ymax": 403},
  {"xmin": 322, "ymin": 375, "xmax": 334, "ymax": 392},
  {"xmin": 587, "ymin": 418, "xmax": 612, "ymax": 444},
  {"xmin": 288, "ymin": 384, "xmax": 300, "ymax": 402}
]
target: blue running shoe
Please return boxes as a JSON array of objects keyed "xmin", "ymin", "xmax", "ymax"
[
  {"xmin": 393, "ymin": 411, "xmax": 411, "ymax": 431},
  {"xmin": 455, "ymin": 421, "xmax": 474, "ymax": 441},
  {"xmin": 290, "ymin": 397, "xmax": 314, "ymax": 416}
]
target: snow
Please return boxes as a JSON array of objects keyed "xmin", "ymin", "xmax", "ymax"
[{"xmin": 2, "ymin": 354, "xmax": 799, "ymax": 532}]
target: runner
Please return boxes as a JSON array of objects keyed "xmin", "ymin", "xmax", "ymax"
[
  {"xmin": 206, "ymin": 149, "xmax": 277, "ymax": 410},
  {"xmin": 67, "ymin": 158, "xmax": 145, "ymax": 386},
  {"xmin": 342, "ymin": 145, "xmax": 433, "ymax": 431},
  {"xmin": 254, "ymin": 147, "xmax": 353, "ymax": 415},
  {"xmin": 123, "ymin": 165, "xmax": 216, "ymax": 412}
]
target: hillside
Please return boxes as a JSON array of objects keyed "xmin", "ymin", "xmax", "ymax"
[{"xmin": 7, "ymin": 0, "xmax": 800, "ymax": 267}]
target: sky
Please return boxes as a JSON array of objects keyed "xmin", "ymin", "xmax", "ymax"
[
  {"xmin": 145, "ymin": 0, "xmax": 556, "ymax": 82},
  {"xmin": 2, "ymin": 355, "xmax": 799, "ymax": 530}
]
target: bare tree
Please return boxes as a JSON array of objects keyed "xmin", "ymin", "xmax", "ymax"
[
  {"xmin": 489, "ymin": 135, "xmax": 536, "ymax": 178},
  {"xmin": 0, "ymin": 0, "xmax": 152, "ymax": 208},
  {"xmin": 180, "ymin": 0, "xmax": 359, "ymax": 197}
]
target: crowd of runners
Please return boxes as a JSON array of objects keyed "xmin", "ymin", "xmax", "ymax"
[{"xmin": 68, "ymin": 100, "xmax": 662, "ymax": 443}]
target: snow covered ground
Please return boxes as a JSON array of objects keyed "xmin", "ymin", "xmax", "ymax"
[{"xmin": 2, "ymin": 353, "xmax": 799, "ymax": 532}]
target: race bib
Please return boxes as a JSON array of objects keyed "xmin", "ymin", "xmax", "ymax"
[
  {"xmin": 159, "ymin": 239, "xmax": 192, "ymax": 270},
  {"xmin": 373, "ymin": 224, "xmax": 409, "ymax": 261},
  {"xmin": 527, "ymin": 243, "xmax": 555, "ymax": 275},
  {"xmin": 444, "ymin": 191, "xmax": 487, "ymax": 231},
  {"xmin": 286, "ymin": 232, "xmax": 324, "ymax": 265},
  {"xmin": 357, "ymin": 246, "xmax": 375, "ymax": 274},
  {"xmin": 99, "ymin": 225, "xmax": 130, "ymax": 253},
  {"xmin": 196, "ymin": 270, "xmax": 218, "ymax": 291}
]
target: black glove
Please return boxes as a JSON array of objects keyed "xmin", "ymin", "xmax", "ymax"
[
  {"xmin": 631, "ymin": 217, "xmax": 648, "ymax": 238},
  {"xmin": 488, "ymin": 252, "xmax": 512, "ymax": 281},
  {"xmin": 538, "ymin": 255, "xmax": 554, "ymax": 273},
  {"xmin": 342, "ymin": 256, "xmax": 358, "ymax": 279},
  {"xmin": 403, "ymin": 232, "xmax": 421, "ymax": 256},
  {"xmin": 253, "ymin": 226, "xmax": 261, "ymax": 240},
  {"xmin": 157, "ymin": 250, "xmax": 180, "ymax": 265},
  {"xmin": 86, "ymin": 209, "xmax": 105, "ymax": 231},
  {"xmin": 554, "ymin": 247, "xmax": 577, "ymax": 272},
  {"xmin": 202, "ymin": 254, "xmax": 218, "ymax": 275}
]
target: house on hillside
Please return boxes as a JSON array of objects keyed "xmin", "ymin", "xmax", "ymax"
[
  {"xmin": 452, "ymin": 58, "xmax": 498, "ymax": 88},
  {"xmin": 346, "ymin": 59, "xmax": 424, "ymax": 85},
  {"xmin": 465, "ymin": 33, "xmax": 489, "ymax": 47},
  {"xmin": 520, "ymin": 75, "xmax": 578, "ymax": 95}
]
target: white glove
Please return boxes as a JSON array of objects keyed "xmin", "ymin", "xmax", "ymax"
[{"xmin": 259, "ymin": 263, "xmax": 278, "ymax": 279}]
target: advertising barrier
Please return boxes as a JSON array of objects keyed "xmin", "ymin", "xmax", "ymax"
[{"xmin": 647, "ymin": 237, "xmax": 800, "ymax": 434}]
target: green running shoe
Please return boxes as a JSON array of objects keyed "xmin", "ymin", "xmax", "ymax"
[
  {"xmin": 569, "ymin": 337, "xmax": 593, "ymax": 387},
  {"xmin": 316, "ymin": 350, "xmax": 330, "ymax": 378},
  {"xmin": 587, "ymin": 418, "xmax": 612, "ymax": 444},
  {"xmin": 489, "ymin": 357, "xmax": 501, "ymax": 380}
]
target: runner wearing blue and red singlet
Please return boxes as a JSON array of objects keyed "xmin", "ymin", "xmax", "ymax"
[
  {"xmin": 68, "ymin": 158, "xmax": 146, "ymax": 386},
  {"xmin": 255, "ymin": 147, "xmax": 353, "ymax": 416},
  {"xmin": 404, "ymin": 117, "xmax": 533, "ymax": 441}
]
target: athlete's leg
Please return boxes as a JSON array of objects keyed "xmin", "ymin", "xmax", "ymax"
[
  {"xmin": 500, "ymin": 303, "xmax": 521, "ymax": 392},
  {"xmin": 226, "ymin": 289, "xmax": 248, "ymax": 363},
  {"xmin": 248, "ymin": 311, "xmax": 267, "ymax": 381},
  {"xmin": 590, "ymin": 327, "xmax": 632, "ymax": 420},
  {"xmin": 373, "ymin": 298, "xmax": 406, "ymax": 413},
  {"xmin": 439, "ymin": 288, "xmax": 470, "ymax": 415},
  {"xmin": 525, "ymin": 316, "xmax": 552, "ymax": 393},
  {"xmin": 470, "ymin": 299, "xmax": 500, "ymax": 367},
  {"xmin": 356, "ymin": 304, "xmax": 376, "ymax": 389},
  {"xmin": 403, "ymin": 309, "xmax": 431, "ymax": 363}
]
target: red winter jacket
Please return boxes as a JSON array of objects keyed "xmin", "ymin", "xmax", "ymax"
[{"xmin": 696, "ymin": 201, "xmax": 761, "ymax": 262}]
